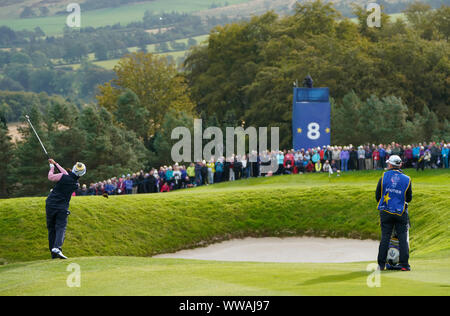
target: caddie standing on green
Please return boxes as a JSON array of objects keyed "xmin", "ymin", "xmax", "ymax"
[{"xmin": 375, "ymin": 155, "xmax": 412, "ymax": 271}]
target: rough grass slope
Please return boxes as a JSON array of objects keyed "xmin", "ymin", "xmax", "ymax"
[{"xmin": 0, "ymin": 169, "xmax": 448, "ymax": 263}]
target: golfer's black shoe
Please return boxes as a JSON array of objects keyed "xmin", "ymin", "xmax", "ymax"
[
  {"xmin": 51, "ymin": 248, "xmax": 68, "ymax": 260},
  {"xmin": 378, "ymin": 264, "xmax": 385, "ymax": 271}
]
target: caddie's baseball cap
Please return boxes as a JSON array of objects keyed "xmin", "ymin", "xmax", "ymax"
[{"xmin": 386, "ymin": 155, "xmax": 402, "ymax": 167}]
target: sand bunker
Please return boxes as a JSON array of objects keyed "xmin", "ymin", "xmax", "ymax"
[{"xmin": 154, "ymin": 237, "xmax": 379, "ymax": 263}]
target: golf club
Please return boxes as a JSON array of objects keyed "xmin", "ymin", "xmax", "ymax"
[{"xmin": 25, "ymin": 114, "xmax": 50, "ymax": 159}]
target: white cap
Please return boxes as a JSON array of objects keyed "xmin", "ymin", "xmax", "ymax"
[
  {"xmin": 72, "ymin": 162, "xmax": 86, "ymax": 177},
  {"xmin": 386, "ymin": 155, "xmax": 402, "ymax": 167}
]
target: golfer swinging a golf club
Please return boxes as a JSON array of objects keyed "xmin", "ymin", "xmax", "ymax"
[
  {"xmin": 376, "ymin": 155, "xmax": 412, "ymax": 271},
  {"xmin": 46, "ymin": 159, "xmax": 86, "ymax": 259}
]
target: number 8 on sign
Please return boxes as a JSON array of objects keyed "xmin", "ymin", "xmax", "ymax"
[
  {"xmin": 307, "ymin": 122, "xmax": 320, "ymax": 140},
  {"xmin": 292, "ymin": 87, "xmax": 330, "ymax": 150}
]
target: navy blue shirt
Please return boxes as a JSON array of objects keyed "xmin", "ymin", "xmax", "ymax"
[{"xmin": 46, "ymin": 172, "xmax": 80, "ymax": 210}]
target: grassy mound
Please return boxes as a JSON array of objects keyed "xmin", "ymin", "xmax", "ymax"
[{"xmin": 1, "ymin": 169, "xmax": 448, "ymax": 264}]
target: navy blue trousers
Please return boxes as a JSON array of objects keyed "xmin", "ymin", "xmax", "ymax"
[
  {"xmin": 46, "ymin": 206, "xmax": 69, "ymax": 252},
  {"xmin": 378, "ymin": 211, "xmax": 410, "ymax": 268}
]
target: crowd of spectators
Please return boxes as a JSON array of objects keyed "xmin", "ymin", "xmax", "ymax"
[{"xmin": 75, "ymin": 141, "xmax": 449, "ymax": 196}]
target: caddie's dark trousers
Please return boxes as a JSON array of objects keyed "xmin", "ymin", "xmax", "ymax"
[
  {"xmin": 46, "ymin": 206, "xmax": 69, "ymax": 252},
  {"xmin": 378, "ymin": 211, "xmax": 410, "ymax": 268}
]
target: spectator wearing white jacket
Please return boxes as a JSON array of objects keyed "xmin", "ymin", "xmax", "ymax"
[{"xmin": 357, "ymin": 146, "xmax": 365, "ymax": 170}]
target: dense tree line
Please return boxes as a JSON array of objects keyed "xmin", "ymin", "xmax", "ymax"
[
  {"xmin": 80, "ymin": 0, "xmax": 148, "ymax": 11},
  {"xmin": 0, "ymin": 91, "xmax": 64, "ymax": 122},
  {"xmin": 331, "ymin": 92, "xmax": 449, "ymax": 145},
  {"xmin": 18, "ymin": 0, "xmax": 146, "ymax": 17},
  {"xmin": 184, "ymin": 1, "xmax": 449, "ymax": 149},
  {"xmin": 0, "ymin": 52, "xmax": 198, "ymax": 197},
  {"xmin": 0, "ymin": 98, "xmax": 148, "ymax": 198},
  {"xmin": 97, "ymin": 52, "xmax": 195, "ymax": 146},
  {"xmin": 0, "ymin": 56, "xmax": 115, "ymax": 103},
  {"xmin": 0, "ymin": 110, "xmax": 13, "ymax": 197},
  {"xmin": 0, "ymin": 26, "xmax": 45, "ymax": 47}
]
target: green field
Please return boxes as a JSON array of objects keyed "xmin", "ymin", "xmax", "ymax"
[
  {"xmin": 2, "ymin": 0, "xmax": 251, "ymax": 36},
  {"xmin": 56, "ymin": 34, "xmax": 210, "ymax": 70},
  {"xmin": 0, "ymin": 169, "xmax": 449, "ymax": 295}
]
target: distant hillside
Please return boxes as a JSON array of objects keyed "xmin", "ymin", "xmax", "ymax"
[
  {"xmin": 0, "ymin": 0, "xmax": 26, "ymax": 6},
  {"xmin": 0, "ymin": 0, "xmax": 76, "ymax": 19},
  {"xmin": 0, "ymin": 0, "xmax": 244, "ymax": 20},
  {"xmin": 196, "ymin": 0, "xmax": 447, "ymax": 19},
  {"xmin": 1, "ymin": 0, "xmax": 446, "ymax": 21},
  {"xmin": 0, "ymin": 1, "xmax": 251, "ymax": 34}
]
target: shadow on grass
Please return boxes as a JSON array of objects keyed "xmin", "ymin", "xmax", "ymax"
[
  {"xmin": 299, "ymin": 269, "xmax": 407, "ymax": 286},
  {"xmin": 299, "ymin": 271, "xmax": 367, "ymax": 286}
]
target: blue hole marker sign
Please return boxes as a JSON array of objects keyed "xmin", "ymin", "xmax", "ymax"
[{"xmin": 292, "ymin": 88, "xmax": 331, "ymax": 150}]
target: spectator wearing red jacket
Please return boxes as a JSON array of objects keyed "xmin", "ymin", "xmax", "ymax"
[
  {"xmin": 372, "ymin": 148, "xmax": 380, "ymax": 170},
  {"xmin": 283, "ymin": 150, "xmax": 295, "ymax": 168},
  {"xmin": 320, "ymin": 146, "xmax": 326, "ymax": 163},
  {"xmin": 160, "ymin": 182, "xmax": 170, "ymax": 192},
  {"xmin": 305, "ymin": 161, "xmax": 314, "ymax": 173}
]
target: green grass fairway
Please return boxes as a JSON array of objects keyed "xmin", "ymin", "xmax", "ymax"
[
  {"xmin": 0, "ymin": 169, "xmax": 449, "ymax": 295},
  {"xmin": 2, "ymin": 0, "xmax": 251, "ymax": 36},
  {"xmin": 0, "ymin": 257, "xmax": 449, "ymax": 296}
]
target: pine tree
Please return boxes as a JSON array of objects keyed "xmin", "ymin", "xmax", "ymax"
[
  {"xmin": 14, "ymin": 106, "xmax": 52, "ymax": 196},
  {"xmin": 331, "ymin": 91, "xmax": 362, "ymax": 145},
  {"xmin": 114, "ymin": 89, "xmax": 149, "ymax": 140},
  {"xmin": 77, "ymin": 105, "xmax": 148, "ymax": 183},
  {"xmin": 151, "ymin": 109, "xmax": 194, "ymax": 166},
  {"xmin": 0, "ymin": 113, "xmax": 14, "ymax": 198}
]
